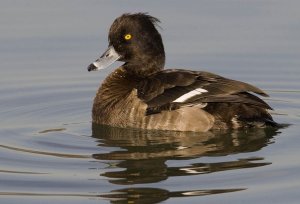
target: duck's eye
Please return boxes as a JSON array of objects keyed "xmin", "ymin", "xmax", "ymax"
[{"xmin": 124, "ymin": 34, "xmax": 132, "ymax": 40}]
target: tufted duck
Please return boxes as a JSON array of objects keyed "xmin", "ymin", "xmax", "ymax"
[{"xmin": 87, "ymin": 13, "xmax": 277, "ymax": 132}]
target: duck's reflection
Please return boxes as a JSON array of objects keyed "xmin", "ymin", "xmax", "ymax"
[
  {"xmin": 92, "ymin": 124, "xmax": 280, "ymax": 203},
  {"xmin": 99, "ymin": 187, "xmax": 245, "ymax": 204}
]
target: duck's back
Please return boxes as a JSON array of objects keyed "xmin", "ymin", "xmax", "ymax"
[{"xmin": 92, "ymin": 67, "xmax": 276, "ymax": 131}]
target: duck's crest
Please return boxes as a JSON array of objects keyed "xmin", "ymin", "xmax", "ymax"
[{"xmin": 122, "ymin": 12, "xmax": 162, "ymax": 29}]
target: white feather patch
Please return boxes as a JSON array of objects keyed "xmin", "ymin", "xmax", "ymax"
[
  {"xmin": 173, "ymin": 88, "xmax": 208, "ymax": 103},
  {"xmin": 180, "ymin": 167, "xmax": 199, "ymax": 174}
]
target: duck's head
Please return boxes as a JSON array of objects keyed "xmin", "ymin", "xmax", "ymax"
[{"xmin": 87, "ymin": 13, "xmax": 165, "ymax": 77}]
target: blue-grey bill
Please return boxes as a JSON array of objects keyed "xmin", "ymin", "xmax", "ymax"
[{"xmin": 87, "ymin": 46, "xmax": 121, "ymax": 72}]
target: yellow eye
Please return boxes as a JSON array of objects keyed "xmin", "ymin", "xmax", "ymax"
[{"xmin": 124, "ymin": 34, "xmax": 132, "ymax": 40}]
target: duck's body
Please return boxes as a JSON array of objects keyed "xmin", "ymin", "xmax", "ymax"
[
  {"xmin": 88, "ymin": 13, "xmax": 276, "ymax": 132},
  {"xmin": 92, "ymin": 67, "xmax": 215, "ymax": 131}
]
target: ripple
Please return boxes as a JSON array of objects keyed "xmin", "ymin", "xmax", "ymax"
[
  {"xmin": 0, "ymin": 144, "xmax": 90, "ymax": 159},
  {"xmin": 0, "ymin": 170, "xmax": 48, "ymax": 175}
]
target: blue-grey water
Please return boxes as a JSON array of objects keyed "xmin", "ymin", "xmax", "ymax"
[{"xmin": 1, "ymin": 1, "xmax": 300, "ymax": 203}]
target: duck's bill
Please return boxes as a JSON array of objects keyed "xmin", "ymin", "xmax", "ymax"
[{"xmin": 87, "ymin": 46, "xmax": 121, "ymax": 72}]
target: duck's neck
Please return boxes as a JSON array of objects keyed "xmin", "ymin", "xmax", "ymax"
[{"xmin": 124, "ymin": 52, "xmax": 165, "ymax": 77}]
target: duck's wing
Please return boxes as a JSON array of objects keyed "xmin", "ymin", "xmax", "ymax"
[{"xmin": 136, "ymin": 69, "xmax": 271, "ymax": 115}]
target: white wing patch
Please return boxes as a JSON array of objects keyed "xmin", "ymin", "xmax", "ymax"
[{"xmin": 173, "ymin": 88, "xmax": 208, "ymax": 103}]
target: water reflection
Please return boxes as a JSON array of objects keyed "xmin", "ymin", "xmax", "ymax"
[
  {"xmin": 92, "ymin": 125, "xmax": 280, "ymax": 203},
  {"xmin": 99, "ymin": 187, "xmax": 244, "ymax": 204}
]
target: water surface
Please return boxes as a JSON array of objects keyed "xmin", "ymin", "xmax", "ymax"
[{"xmin": 1, "ymin": 1, "xmax": 300, "ymax": 203}]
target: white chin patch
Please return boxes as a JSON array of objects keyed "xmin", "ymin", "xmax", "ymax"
[{"xmin": 173, "ymin": 88, "xmax": 208, "ymax": 103}]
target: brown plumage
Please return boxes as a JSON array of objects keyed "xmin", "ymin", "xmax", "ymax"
[{"xmin": 87, "ymin": 13, "xmax": 277, "ymax": 132}]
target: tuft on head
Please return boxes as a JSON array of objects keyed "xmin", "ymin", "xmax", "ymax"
[
  {"xmin": 109, "ymin": 13, "xmax": 162, "ymax": 35},
  {"xmin": 121, "ymin": 12, "xmax": 161, "ymax": 29}
]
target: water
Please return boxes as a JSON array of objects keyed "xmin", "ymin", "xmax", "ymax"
[{"xmin": 1, "ymin": 1, "xmax": 300, "ymax": 203}]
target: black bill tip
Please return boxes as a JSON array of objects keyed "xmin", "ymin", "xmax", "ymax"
[{"xmin": 87, "ymin": 63, "xmax": 98, "ymax": 72}]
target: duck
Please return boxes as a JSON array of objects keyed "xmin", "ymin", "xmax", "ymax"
[{"xmin": 87, "ymin": 13, "xmax": 277, "ymax": 132}]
